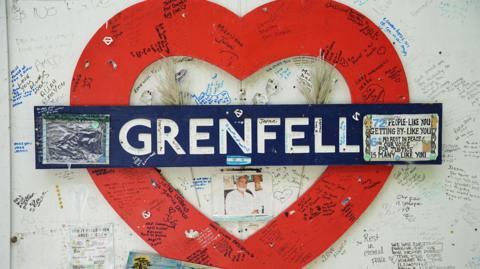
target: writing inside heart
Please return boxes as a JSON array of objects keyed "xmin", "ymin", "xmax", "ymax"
[
  {"xmin": 70, "ymin": 0, "xmax": 409, "ymax": 268},
  {"xmin": 129, "ymin": 55, "xmax": 345, "ymax": 239}
]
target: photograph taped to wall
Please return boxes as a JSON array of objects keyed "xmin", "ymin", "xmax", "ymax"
[
  {"xmin": 41, "ymin": 114, "xmax": 110, "ymax": 165},
  {"xmin": 212, "ymin": 172, "xmax": 273, "ymax": 221},
  {"xmin": 126, "ymin": 251, "xmax": 216, "ymax": 269}
]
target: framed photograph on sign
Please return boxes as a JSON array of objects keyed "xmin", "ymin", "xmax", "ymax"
[{"xmin": 212, "ymin": 172, "xmax": 273, "ymax": 221}]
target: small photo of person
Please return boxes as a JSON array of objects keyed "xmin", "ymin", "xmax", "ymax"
[
  {"xmin": 212, "ymin": 172, "xmax": 273, "ymax": 221},
  {"xmin": 224, "ymin": 175, "xmax": 258, "ymax": 216},
  {"xmin": 216, "ymin": 173, "xmax": 271, "ymax": 219}
]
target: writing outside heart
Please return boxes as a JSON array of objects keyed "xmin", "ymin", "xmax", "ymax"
[{"xmin": 55, "ymin": 0, "xmax": 444, "ymax": 268}]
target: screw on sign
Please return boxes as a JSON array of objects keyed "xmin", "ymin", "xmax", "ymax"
[{"xmin": 68, "ymin": 0, "xmax": 412, "ymax": 268}]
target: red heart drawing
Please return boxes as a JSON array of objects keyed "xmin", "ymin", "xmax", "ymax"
[{"xmin": 70, "ymin": 0, "xmax": 409, "ymax": 268}]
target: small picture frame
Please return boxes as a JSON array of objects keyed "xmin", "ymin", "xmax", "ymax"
[{"xmin": 212, "ymin": 172, "xmax": 273, "ymax": 221}]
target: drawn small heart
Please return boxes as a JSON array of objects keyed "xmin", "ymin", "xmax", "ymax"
[
  {"xmin": 71, "ymin": 1, "xmax": 408, "ymax": 268},
  {"xmin": 273, "ymin": 189, "xmax": 293, "ymax": 204}
]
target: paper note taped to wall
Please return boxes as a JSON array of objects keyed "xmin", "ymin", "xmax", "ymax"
[
  {"xmin": 66, "ymin": 223, "xmax": 114, "ymax": 269},
  {"xmin": 363, "ymin": 114, "xmax": 440, "ymax": 162}
]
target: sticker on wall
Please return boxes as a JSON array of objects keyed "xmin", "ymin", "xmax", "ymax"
[{"xmin": 64, "ymin": 0, "xmax": 425, "ymax": 268}]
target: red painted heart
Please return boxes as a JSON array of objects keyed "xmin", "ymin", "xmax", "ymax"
[{"xmin": 70, "ymin": 0, "xmax": 409, "ymax": 268}]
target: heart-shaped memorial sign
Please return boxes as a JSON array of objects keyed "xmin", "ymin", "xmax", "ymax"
[{"xmin": 70, "ymin": 0, "xmax": 409, "ymax": 268}]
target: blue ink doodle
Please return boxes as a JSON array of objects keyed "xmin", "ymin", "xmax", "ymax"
[
  {"xmin": 10, "ymin": 65, "xmax": 34, "ymax": 107},
  {"xmin": 274, "ymin": 67, "xmax": 292, "ymax": 80},
  {"xmin": 378, "ymin": 18, "xmax": 410, "ymax": 57},
  {"xmin": 192, "ymin": 79, "xmax": 231, "ymax": 105},
  {"xmin": 353, "ymin": 0, "xmax": 369, "ymax": 6},
  {"xmin": 191, "ymin": 177, "xmax": 212, "ymax": 190},
  {"xmin": 13, "ymin": 142, "xmax": 32, "ymax": 153}
]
